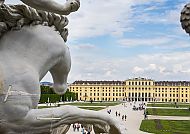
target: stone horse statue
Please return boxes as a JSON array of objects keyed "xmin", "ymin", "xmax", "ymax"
[{"xmin": 0, "ymin": 1, "xmax": 127, "ymax": 134}]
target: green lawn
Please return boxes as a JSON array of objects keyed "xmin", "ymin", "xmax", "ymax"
[
  {"xmin": 147, "ymin": 108, "xmax": 190, "ymax": 116},
  {"xmin": 38, "ymin": 106, "xmax": 57, "ymax": 109},
  {"xmin": 38, "ymin": 106, "xmax": 104, "ymax": 111},
  {"xmin": 38, "ymin": 102, "xmax": 120, "ymax": 110},
  {"xmin": 79, "ymin": 107, "xmax": 105, "ymax": 111},
  {"xmin": 140, "ymin": 120, "xmax": 190, "ymax": 134},
  {"xmin": 60, "ymin": 102, "xmax": 121, "ymax": 107},
  {"xmin": 147, "ymin": 103, "xmax": 190, "ymax": 108}
]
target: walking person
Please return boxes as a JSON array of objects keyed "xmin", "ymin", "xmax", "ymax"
[
  {"xmin": 72, "ymin": 123, "xmax": 76, "ymax": 131},
  {"xmin": 76, "ymin": 123, "xmax": 80, "ymax": 131},
  {"xmin": 122, "ymin": 115, "xmax": 124, "ymax": 121},
  {"xmin": 125, "ymin": 115, "xmax": 127, "ymax": 121},
  {"xmin": 81, "ymin": 125, "xmax": 85, "ymax": 134}
]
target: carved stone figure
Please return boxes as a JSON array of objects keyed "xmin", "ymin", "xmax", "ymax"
[
  {"xmin": 0, "ymin": 0, "xmax": 127, "ymax": 134},
  {"xmin": 0, "ymin": 0, "xmax": 80, "ymax": 15},
  {"xmin": 181, "ymin": 3, "xmax": 190, "ymax": 34}
]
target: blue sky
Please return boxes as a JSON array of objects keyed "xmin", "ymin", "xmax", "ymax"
[{"xmin": 6, "ymin": 0, "xmax": 190, "ymax": 82}]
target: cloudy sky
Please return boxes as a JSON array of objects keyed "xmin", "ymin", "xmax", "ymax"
[{"xmin": 6, "ymin": 0, "xmax": 190, "ymax": 82}]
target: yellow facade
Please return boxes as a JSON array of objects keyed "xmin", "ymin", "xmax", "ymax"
[{"xmin": 69, "ymin": 78, "xmax": 190, "ymax": 103}]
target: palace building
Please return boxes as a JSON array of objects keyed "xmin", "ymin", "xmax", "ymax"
[{"xmin": 68, "ymin": 78, "xmax": 190, "ymax": 103}]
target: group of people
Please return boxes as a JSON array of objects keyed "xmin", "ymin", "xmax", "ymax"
[
  {"xmin": 107, "ymin": 109, "xmax": 112, "ymax": 114},
  {"xmin": 132, "ymin": 102, "xmax": 146, "ymax": 111},
  {"xmin": 72, "ymin": 123, "xmax": 91, "ymax": 134},
  {"xmin": 115, "ymin": 111, "xmax": 127, "ymax": 121}
]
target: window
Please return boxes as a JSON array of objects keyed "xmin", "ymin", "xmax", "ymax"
[{"xmin": 129, "ymin": 93, "xmax": 131, "ymax": 97}]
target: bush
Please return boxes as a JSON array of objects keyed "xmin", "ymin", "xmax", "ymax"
[{"xmin": 39, "ymin": 86, "xmax": 78, "ymax": 103}]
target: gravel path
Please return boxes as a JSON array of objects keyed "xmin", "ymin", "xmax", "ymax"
[{"xmin": 66, "ymin": 102, "xmax": 149, "ymax": 134}]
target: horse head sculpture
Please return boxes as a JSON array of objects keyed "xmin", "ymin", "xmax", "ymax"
[{"xmin": 0, "ymin": 1, "xmax": 127, "ymax": 134}]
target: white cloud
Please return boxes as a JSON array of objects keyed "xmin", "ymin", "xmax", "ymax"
[
  {"xmin": 118, "ymin": 37, "xmax": 171, "ymax": 47},
  {"xmin": 67, "ymin": 0, "xmax": 134, "ymax": 40},
  {"xmin": 42, "ymin": 50, "xmax": 190, "ymax": 83},
  {"xmin": 66, "ymin": 0, "xmax": 169, "ymax": 40},
  {"xmin": 66, "ymin": 51, "xmax": 190, "ymax": 82},
  {"xmin": 133, "ymin": 66, "xmax": 144, "ymax": 73}
]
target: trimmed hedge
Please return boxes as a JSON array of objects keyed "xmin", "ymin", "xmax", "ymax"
[{"xmin": 40, "ymin": 86, "xmax": 77, "ymax": 103}]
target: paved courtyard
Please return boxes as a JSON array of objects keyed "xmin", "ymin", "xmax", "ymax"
[{"xmin": 66, "ymin": 102, "xmax": 149, "ymax": 134}]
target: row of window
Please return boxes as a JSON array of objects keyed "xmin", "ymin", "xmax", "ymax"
[
  {"xmin": 79, "ymin": 98, "xmax": 189, "ymax": 103},
  {"xmin": 128, "ymin": 81, "xmax": 152, "ymax": 86},
  {"xmin": 79, "ymin": 97, "xmax": 121, "ymax": 101},
  {"xmin": 128, "ymin": 93, "xmax": 151, "ymax": 97},
  {"xmin": 155, "ymin": 88, "xmax": 189, "ymax": 90},
  {"xmin": 71, "ymin": 87, "xmax": 126, "ymax": 90},
  {"xmin": 155, "ymin": 94, "xmax": 188, "ymax": 97},
  {"xmin": 71, "ymin": 87, "xmax": 190, "ymax": 91},
  {"xmin": 159, "ymin": 99, "xmax": 189, "ymax": 102},
  {"xmin": 129, "ymin": 87, "xmax": 152, "ymax": 90},
  {"xmin": 80, "ymin": 93, "xmax": 126, "ymax": 97},
  {"xmin": 72, "ymin": 90, "xmax": 125, "ymax": 92}
]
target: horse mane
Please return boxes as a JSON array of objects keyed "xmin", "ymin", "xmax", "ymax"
[{"xmin": 0, "ymin": 4, "xmax": 69, "ymax": 42}]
